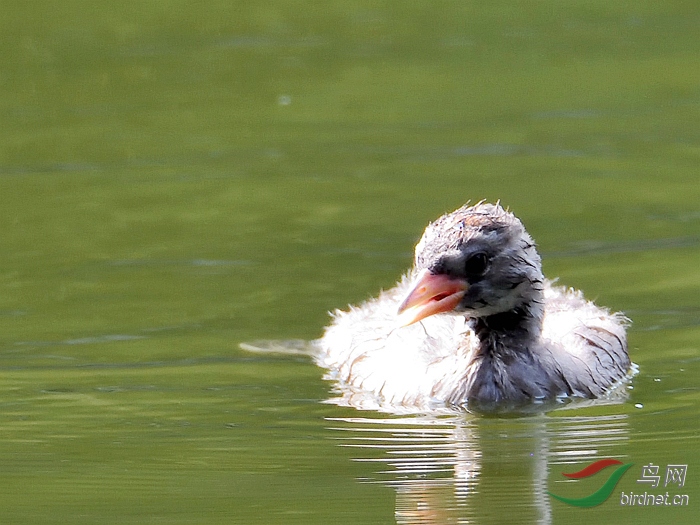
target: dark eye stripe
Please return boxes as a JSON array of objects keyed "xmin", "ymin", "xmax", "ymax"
[{"xmin": 464, "ymin": 252, "xmax": 489, "ymax": 276}]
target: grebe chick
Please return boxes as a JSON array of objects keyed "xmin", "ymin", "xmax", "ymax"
[{"xmin": 317, "ymin": 202, "xmax": 631, "ymax": 411}]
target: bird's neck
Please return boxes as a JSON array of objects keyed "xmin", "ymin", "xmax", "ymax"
[{"xmin": 470, "ymin": 300, "xmax": 543, "ymax": 357}]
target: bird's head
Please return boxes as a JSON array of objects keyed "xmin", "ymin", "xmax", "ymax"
[{"xmin": 397, "ymin": 203, "xmax": 544, "ymax": 326}]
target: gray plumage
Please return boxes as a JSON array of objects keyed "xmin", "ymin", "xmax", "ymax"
[{"xmin": 317, "ymin": 203, "xmax": 631, "ymax": 412}]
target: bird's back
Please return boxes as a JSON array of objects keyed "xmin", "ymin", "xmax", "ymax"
[{"xmin": 540, "ymin": 283, "xmax": 630, "ymax": 397}]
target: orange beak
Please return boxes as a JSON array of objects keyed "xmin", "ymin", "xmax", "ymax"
[{"xmin": 397, "ymin": 269, "xmax": 468, "ymax": 326}]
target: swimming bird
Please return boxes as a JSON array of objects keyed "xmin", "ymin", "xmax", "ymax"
[{"xmin": 316, "ymin": 202, "xmax": 631, "ymax": 411}]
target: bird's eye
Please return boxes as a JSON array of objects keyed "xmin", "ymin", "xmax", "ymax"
[{"xmin": 464, "ymin": 252, "xmax": 489, "ymax": 276}]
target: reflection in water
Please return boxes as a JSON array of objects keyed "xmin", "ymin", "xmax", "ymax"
[
  {"xmin": 239, "ymin": 339, "xmax": 635, "ymax": 522},
  {"xmin": 328, "ymin": 411, "xmax": 630, "ymax": 524}
]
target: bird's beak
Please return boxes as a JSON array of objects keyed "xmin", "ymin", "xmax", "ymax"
[{"xmin": 397, "ymin": 269, "xmax": 468, "ymax": 327}]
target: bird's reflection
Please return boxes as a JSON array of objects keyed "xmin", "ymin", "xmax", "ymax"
[
  {"xmin": 328, "ymin": 407, "xmax": 630, "ymax": 524},
  {"xmin": 238, "ymin": 338, "xmax": 633, "ymax": 521}
]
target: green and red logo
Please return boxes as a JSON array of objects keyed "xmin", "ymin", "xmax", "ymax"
[{"xmin": 549, "ymin": 458, "xmax": 634, "ymax": 507}]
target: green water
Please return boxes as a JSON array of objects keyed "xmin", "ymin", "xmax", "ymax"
[{"xmin": 1, "ymin": 1, "xmax": 698, "ymax": 523}]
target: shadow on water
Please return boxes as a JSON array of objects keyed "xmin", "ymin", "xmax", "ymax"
[{"xmin": 327, "ymin": 411, "xmax": 630, "ymax": 524}]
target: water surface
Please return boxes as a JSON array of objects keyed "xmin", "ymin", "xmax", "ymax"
[{"xmin": 1, "ymin": 1, "xmax": 698, "ymax": 523}]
